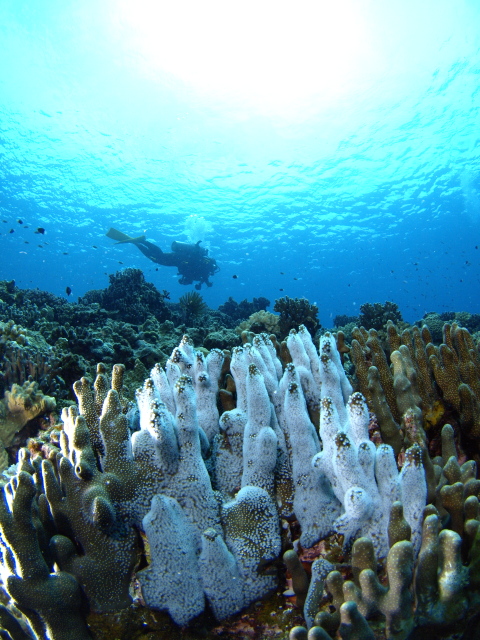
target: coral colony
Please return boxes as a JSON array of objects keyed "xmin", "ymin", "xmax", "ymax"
[{"xmin": 0, "ymin": 315, "xmax": 480, "ymax": 639}]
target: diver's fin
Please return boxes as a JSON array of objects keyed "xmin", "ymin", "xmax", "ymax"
[{"xmin": 106, "ymin": 228, "xmax": 146, "ymax": 244}]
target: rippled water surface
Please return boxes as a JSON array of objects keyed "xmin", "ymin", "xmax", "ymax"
[{"xmin": 1, "ymin": 0, "xmax": 479, "ymax": 323}]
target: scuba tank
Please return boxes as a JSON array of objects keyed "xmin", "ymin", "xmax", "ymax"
[{"xmin": 171, "ymin": 240, "xmax": 208, "ymax": 257}]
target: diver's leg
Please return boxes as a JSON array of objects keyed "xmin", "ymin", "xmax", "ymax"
[
  {"xmin": 132, "ymin": 241, "xmax": 158, "ymax": 262},
  {"xmin": 135, "ymin": 241, "xmax": 179, "ymax": 266}
]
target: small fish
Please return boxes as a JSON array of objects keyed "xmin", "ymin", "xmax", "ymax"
[
  {"xmin": 35, "ymin": 227, "xmax": 45, "ymax": 234},
  {"xmin": 293, "ymin": 277, "xmax": 298, "ymax": 280},
  {"xmin": 17, "ymin": 219, "xmax": 23, "ymax": 224},
  {"xmin": 9, "ymin": 229, "xmax": 14, "ymax": 233},
  {"xmin": 232, "ymin": 274, "xmax": 238, "ymax": 279},
  {"xmin": 280, "ymin": 271, "xmax": 284, "ymax": 274},
  {"xmin": 92, "ymin": 245, "xmax": 98, "ymax": 248},
  {"xmin": 63, "ymin": 252, "xmax": 69, "ymax": 255},
  {"xmin": 118, "ymin": 261, "xmax": 123, "ymax": 264},
  {"xmin": 65, "ymin": 286, "xmax": 72, "ymax": 296},
  {"xmin": 279, "ymin": 288, "xmax": 284, "ymax": 291}
]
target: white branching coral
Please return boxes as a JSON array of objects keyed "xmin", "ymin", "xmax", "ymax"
[{"xmin": 216, "ymin": 327, "xmax": 427, "ymax": 558}]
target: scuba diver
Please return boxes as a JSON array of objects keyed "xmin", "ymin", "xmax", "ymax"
[{"xmin": 106, "ymin": 228, "xmax": 219, "ymax": 290}]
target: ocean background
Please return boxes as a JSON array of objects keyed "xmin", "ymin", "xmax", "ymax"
[{"xmin": 0, "ymin": 0, "xmax": 479, "ymax": 326}]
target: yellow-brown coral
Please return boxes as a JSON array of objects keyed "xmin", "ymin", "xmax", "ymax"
[
  {"xmin": 0, "ymin": 380, "xmax": 56, "ymax": 470},
  {"xmin": 235, "ymin": 310, "xmax": 280, "ymax": 336}
]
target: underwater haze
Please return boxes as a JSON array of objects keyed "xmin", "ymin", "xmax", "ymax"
[{"xmin": 1, "ymin": 0, "xmax": 479, "ymax": 325}]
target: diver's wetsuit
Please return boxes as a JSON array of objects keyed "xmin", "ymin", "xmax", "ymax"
[
  {"xmin": 137, "ymin": 239, "xmax": 218, "ymax": 288},
  {"xmin": 107, "ymin": 228, "xmax": 219, "ymax": 289}
]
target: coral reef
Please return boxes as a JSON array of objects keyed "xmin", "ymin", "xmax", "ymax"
[
  {"xmin": 286, "ymin": 420, "xmax": 480, "ymax": 639},
  {"xmin": 0, "ymin": 380, "xmax": 55, "ymax": 471},
  {"xmin": 0, "ymin": 279, "xmax": 242, "ymax": 398},
  {"xmin": 218, "ymin": 296, "xmax": 270, "ymax": 322},
  {"xmin": 0, "ymin": 470, "xmax": 92, "ymax": 639},
  {"xmin": 350, "ymin": 321, "xmax": 480, "ymax": 464},
  {"xmin": 333, "ymin": 314, "xmax": 359, "ymax": 328},
  {"xmin": 358, "ymin": 301, "xmax": 403, "ymax": 332},
  {"xmin": 0, "ymin": 326, "xmax": 445, "ymax": 638},
  {"xmin": 1, "ymin": 278, "xmax": 480, "ymax": 639},
  {"xmin": 289, "ymin": 511, "xmax": 480, "ymax": 640},
  {"xmin": 282, "ymin": 329, "xmax": 426, "ymax": 557},
  {"xmin": 235, "ymin": 310, "xmax": 281, "ymax": 336},
  {"xmin": 202, "ymin": 327, "xmax": 239, "ymax": 351},
  {"xmin": 178, "ymin": 291, "xmax": 208, "ymax": 324},
  {"xmin": 273, "ymin": 297, "xmax": 319, "ymax": 337},
  {"xmin": 0, "ymin": 336, "xmax": 287, "ymax": 637},
  {"xmin": 79, "ymin": 268, "xmax": 171, "ymax": 324},
  {"xmin": 421, "ymin": 311, "xmax": 480, "ymax": 342}
]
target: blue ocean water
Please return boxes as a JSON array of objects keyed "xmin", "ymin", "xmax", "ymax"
[{"xmin": 0, "ymin": 0, "xmax": 479, "ymax": 326}]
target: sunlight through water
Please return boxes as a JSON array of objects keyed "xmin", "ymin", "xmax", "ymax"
[{"xmin": 0, "ymin": 0, "xmax": 479, "ymax": 321}]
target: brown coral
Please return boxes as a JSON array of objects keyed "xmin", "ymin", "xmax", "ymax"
[
  {"xmin": 350, "ymin": 321, "xmax": 480, "ymax": 460},
  {"xmin": 0, "ymin": 380, "xmax": 56, "ymax": 471},
  {"xmin": 236, "ymin": 310, "xmax": 280, "ymax": 337}
]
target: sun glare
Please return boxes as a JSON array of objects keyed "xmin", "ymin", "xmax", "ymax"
[{"xmin": 117, "ymin": 0, "xmax": 372, "ymax": 111}]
